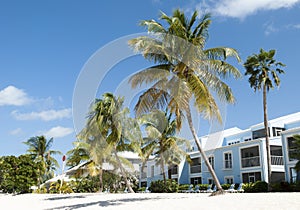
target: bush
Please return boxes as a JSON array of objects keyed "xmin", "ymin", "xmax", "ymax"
[
  {"xmin": 149, "ymin": 180, "xmax": 178, "ymax": 193},
  {"xmin": 178, "ymin": 184, "xmax": 190, "ymax": 191},
  {"xmin": 197, "ymin": 184, "xmax": 210, "ymax": 191},
  {"xmin": 243, "ymin": 181, "xmax": 268, "ymax": 193},
  {"xmin": 221, "ymin": 184, "xmax": 231, "ymax": 190}
]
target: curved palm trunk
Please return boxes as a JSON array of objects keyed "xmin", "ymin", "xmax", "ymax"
[
  {"xmin": 160, "ymin": 143, "xmax": 167, "ymax": 183},
  {"xmin": 186, "ymin": 105, "xmax": 224, "ymax": 195},
  {"xmin": 263, "ymin": 85, "xmax": 272, "ymax": 191},
  {"xmin": 113, "ymin": 150, "xmax": 135, "ymax": 193},
  {"xmin": 98, "ymin": 168, "xmax": 103, "ymax": 192}
]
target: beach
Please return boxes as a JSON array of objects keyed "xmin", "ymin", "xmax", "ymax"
[{"xmin": 1, "ymin": 192, "xmax": 299, "ymax": 210}]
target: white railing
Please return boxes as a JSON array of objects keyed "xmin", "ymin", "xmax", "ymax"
[{"xmin": 271, "ymin": 156, "xmax": 283, "ymax": 165}]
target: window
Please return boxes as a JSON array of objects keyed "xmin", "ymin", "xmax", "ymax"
[
  {"xmin": 224, "ymin": 152, "xmax": 232, "ymax": 169},
  {"xmin": 208, "ymin": 156, "xmax": 214, "ymax": 169},
  {"xmin": 190, "ymin": 158, "xmax": 201, "ymax": 173},
  {"xmin": 169, "ymin": 165, "xmax": 178, "ymax": 175},
  {"xmin": 241, "ymin": 146, "xmax": 260, "ymax": 167},
  {"xmin": 287, "ymin": 137, "xmax": 297, "ymax": 161},
  {"xmin": 151, "ymin": 165, "xmax": 154, "ymax": 177},
  {"xmin": 242, "ymin": 172, "xmax": 261, "ymax": 183},
  {"xmin": 225, "ymin": 177, "xmax": 234, "ymax": 184},
  {"xmin": 272, "ymin": 127, "xmax": 285, "ymax": 137},
  {"xmin": 191, "ymin": 177, "xmax": 202, "ymax": 185},
  {"xmin": 252, "ymin": 128, "xmax": 270, "ymax": 139}
]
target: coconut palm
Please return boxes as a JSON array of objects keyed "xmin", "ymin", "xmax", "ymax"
[
  {"xmin": 72, "ymin": 99, "xmax": 116, "ymax": 192},
  {"xmin": 139, "ymin": 109, "xmax": 190, "ymax": 183},
  {"xmin": 23, "ymin": 136, "xmax": 62, "ymax": 185},
  {"xmin": 93, "ymin": 93, "xmax": 142, "ymax": 193},
  {"xmin": 244, "ymin": 48, "xmax": 285, "ymax": 189},
  {"xmin": 128, "ymin": 9, "xmax": 241, "ymax": 193}
]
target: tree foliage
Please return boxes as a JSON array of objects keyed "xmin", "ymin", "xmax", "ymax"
[{"xmin": 0, "ymin": 155, "xmax": 40, "ymax": 193}]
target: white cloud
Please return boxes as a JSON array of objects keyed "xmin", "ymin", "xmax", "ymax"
[
  {"xmin": 0, "ymin": 86, "xmax": 32, "ymax": 106},
  {"xmin": 196, "ymin": 0, "xmax": 300, "ymax": 19},
  {"xmin": 10, "ymin": 128, "xmax": 23, "ymax": 135},
  {"xmin": 286, "ymin": 23, "xmax": 300, "ymax": 29},
  {"xmin": 12, "ymin": 108, "xmax": 72, "ymax": 121},
  {"xmin": 264, "ymin": 21, "xmax": 279, "ymax": 35},
  {"xmin": 43, "ymin": 126, "xmax": 73, "ymax": 138}
]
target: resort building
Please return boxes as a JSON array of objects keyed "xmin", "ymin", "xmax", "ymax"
[{"xmin": 139, "ymin": 112, "xmax": 300, "ymax": 187}]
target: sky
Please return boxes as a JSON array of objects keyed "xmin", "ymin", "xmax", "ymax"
[{"xmin": 1, "ymin": 0, "xmax": 300, "ymax": 169}]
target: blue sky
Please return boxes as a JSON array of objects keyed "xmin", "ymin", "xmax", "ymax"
[{"xmin": 1, "ymin": 0, "xmax": 300, "ymax": 168}]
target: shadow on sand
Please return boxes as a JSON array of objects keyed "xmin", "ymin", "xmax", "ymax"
[{"xmin": 44, "ymin": 196, "xmax": 163, "ymax": 210}]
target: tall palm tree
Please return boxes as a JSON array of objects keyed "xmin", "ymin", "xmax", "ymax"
[
  {"xmin": 139, "ymin": 109, "xmax": 190, "ymax": 183},
  {"xmin": 244, "ymin": 48, "xmax": 285, "ymax": 189},
  {"xmin": 93, "ymin": 93, "xmax": 142, "ymax": 193},
  {"xmin": 23, "ymin": 136, "xmax": 62, "ymax": 185},
  {"xmin": 128, "ymin": 9, "xmax": 241, "ymax": 193}
]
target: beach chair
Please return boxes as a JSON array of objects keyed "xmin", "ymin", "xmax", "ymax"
[
  {"xmin": 237, "ymin": 183, "xmax": 244, "ymax": 193},
  {"xmin": 225, "ymin": 184, "xmax": 237, "ymax": 193},
  {"xmin": 185, "ymin": 184, "xmax": 194, "ymax": 193},
  {"xmin": 144, "ymin": 187, "xmax": 151, "ymax": 193},
  {"xmin": 205, "ymin": 184, "xmax": 213, "ymax": 193},
  {"xmin": 194, "ymin": 185, "xmax": 200, "ymax": 193}
]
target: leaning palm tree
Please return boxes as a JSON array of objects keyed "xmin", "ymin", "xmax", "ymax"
[
  {"xmin": 23, "ymin": 136, "xmax": 62, "ymax": 184},
  {"xmin": 94, "ymin": 93, "xmax": 142, "ymax": 193},
  {"xmin": 128, "ymin": 9, "xmax": 241, "ymax": 194},
  {"xmin": 139, "ymin": 109, "xmax": 190, "ymax": 183},
  {"xmin": 244, "ymin": 48, "xmax": 285, "ymax": 190}
]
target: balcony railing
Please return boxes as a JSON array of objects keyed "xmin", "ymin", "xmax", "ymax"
[
  {"xmin": 190, "ymin": 165, "xmax": 201, "ymax": 173},
  {"xmin": 271, "ymin": 156, "xmax": 283, "ymax": 165},
  {"xmin": 241, "ymin": 156, "xmax": 260, "ymax": 168}
]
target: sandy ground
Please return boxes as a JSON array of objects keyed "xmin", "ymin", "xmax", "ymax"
[{"xmin": 0, "ymin": 192, "xmax": 299, "ymax": 210}]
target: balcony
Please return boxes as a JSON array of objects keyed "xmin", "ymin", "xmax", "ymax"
[
  {"xmin": 190, "ymin": 165, "xmax": 201, "ymax": 174},
  {"xmin": 241, "ymin": 156, "xmax": 260, "ymax": 168},
  {"xmin": 271, "ymin": 156, "xmax": 283, "ymax": 165}
]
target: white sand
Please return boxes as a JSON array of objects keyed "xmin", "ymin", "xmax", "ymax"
[{"xmin": 0, "ymin": 192, "xmax": 299, "ymax": 210}]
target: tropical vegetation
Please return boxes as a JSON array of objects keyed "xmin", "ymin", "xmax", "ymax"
[
  {"xmin": 23, "ymin": 136, "xmax": 62, "ymax": 186},
  {"xmin": 244, "ymin": 48, "xmax": 285, "ymax": 190},
  {"xmin": 128, "ymin": 9, "xmax": 241, "ymax": 193}
]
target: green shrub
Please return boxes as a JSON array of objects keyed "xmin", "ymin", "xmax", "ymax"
[
  {"xmin": 243, "ymin": 181, "xmax": 268, "ymax": 193},
  {"xmin": 178, "ymin": 184, "xmax": 190, "ymax": 191},
  {"xmin": 197, "ymin": 184, "xmax": 209, "ymax": 191},
  {"xmin": 149, "ymin": 180, "xmax": 178, "ymax": 193},
  {"xmin": 221, "ymin": 184, "xmax": 231, "ymax": 190}
]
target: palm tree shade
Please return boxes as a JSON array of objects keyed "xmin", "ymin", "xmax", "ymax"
[
  {"xmin": 244, "ymin": 48, "xmax": 285, "ymax": 190},
  {"xmin": 128, "ymin": 9, "xmax": 241, "ymax": 194}
]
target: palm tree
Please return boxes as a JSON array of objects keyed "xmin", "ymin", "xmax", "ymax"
[
  {"xmin": 23, "ymin": 136, "xmax": 62, "ymax": 185},
  {"xmin": 128, "ymin": 9, "xmax": 241, "ymax": 194},
  {"xmin": 73, "ymin": 99, "xmax": 116, "ymax": 192},
  {"xmin": 139, "ymin": 109, "xmax": 190, "ymax": 183},
  {"xmin": 93, "ymin": 93, "xmax": 142, "ymax": 193},
  {"xmin": 244, "ymin": 49, "xmax": 285, "ymax": 189}
]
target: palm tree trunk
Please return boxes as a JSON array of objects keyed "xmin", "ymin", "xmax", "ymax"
[
  {"xmin": 186, "ymin": 105, "xmax": 224, "ymax": 195},
  {"xmin": 99, "ymin": 168, "xmax": 103, "ymax": 192},
  {"xmin": 160, "ymin": 143, "xmax": 166, "ymax": 183},
  {"xmin": 263, "ymin": 85, "xmax": 272, "ymax": 191},
  {"xmin": 113, "ymin": 150, "xmax": 135, "ymax": 193}
]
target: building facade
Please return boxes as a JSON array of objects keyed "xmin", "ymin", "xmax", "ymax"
[{"xmin": 139, "ymin": 112, "xmax": 300, "ymax": 187}]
